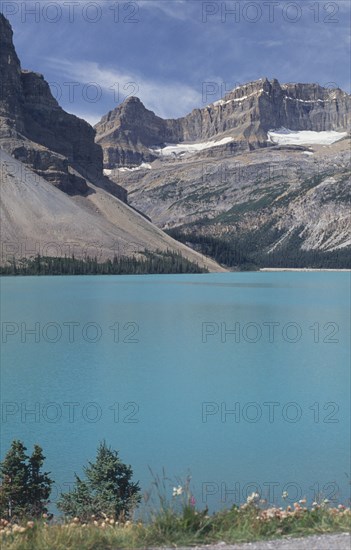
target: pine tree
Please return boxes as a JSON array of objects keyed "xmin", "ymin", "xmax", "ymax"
[
  {"xmin": 28, "ymin": 445, "xmax": 53, "ymax": 518},
  {"xmin": 58, "ymin": 441, "xmax": 141, "ymax": 521},
  {"xmin": 0, "ymin": 441, "xmax": 52, "ymax": 520},
  {"xmin": 0, "ymin": 441, "xmax": 29, "ymax": 520},
  {"xmin": 56, "ymin": 476, "xmax": 94, "ymax": 520}
]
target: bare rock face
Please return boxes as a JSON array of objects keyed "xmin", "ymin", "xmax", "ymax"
[
  {"xmin": 95, "ymin": 97, "xmax": 170, "ymax": 167},
  {"xmin": 0, "ymin": 13, "xmax": 126, "ymax": 201},
  {"xmin": 258, "ymin": 79, "xmax": 350, "ymax": 132},
  {"xmin": 95, "ymin": 77, "xmax": 350, "ymax": 168},
  {"xmin": 0, "ymin": 14, "xmax": 24, "ymax": 135}
]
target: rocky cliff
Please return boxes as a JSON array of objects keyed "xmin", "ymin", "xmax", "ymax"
[
  {"xmin": 0, "ymin": 13, "xmax": 126, "ymax": 200},
  {"xmin": 95, "ymin": 78, "xmax": 350, "ymax": 168},
  {"xmin": 0, "ymin": 14, "xmax": 225, "ymax": 271}
]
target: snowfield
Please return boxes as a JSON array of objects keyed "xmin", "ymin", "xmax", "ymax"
[
  {"xmin": 118, "ymin": 163, "xmax": 152, "ymax": 172},
  {"xmin": 151, "ymin": 137, "xmax": 234, "ymax": 157},
  {"xmin": 104, "ymin": 164, "xmax": 152, "ymax": 175},
  {"xmin": 267, "ymin": 128, "xmax": 347, "ymax": 145}
]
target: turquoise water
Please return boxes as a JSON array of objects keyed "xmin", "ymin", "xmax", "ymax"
[{"xmin": 1, "ymin": 273, "xmax": 350, "ymax": 513}]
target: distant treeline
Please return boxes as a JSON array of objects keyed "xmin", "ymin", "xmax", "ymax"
[
  {"xmin": 166, "ymin": 230, "xmax": 256, "ymax": 270},
  {"xmin": 0, "ymin": 251, "xmax": 207, "ymax": 276},
  {"xmin": 166, "ymin": 228, "xmax": 351, "ymax": 270}
]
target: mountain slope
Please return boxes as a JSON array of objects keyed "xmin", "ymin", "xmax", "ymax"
[
  {"xmin": 0, "ymin": 149, "xmax": 224, "ymax": 270},
  {"xmin": 109, "ymin": 136, "xmax": 350, "ymax": 267}
]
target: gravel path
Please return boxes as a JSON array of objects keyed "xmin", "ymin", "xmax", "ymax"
[{"xmin": 156, "ymin": 532, "xmax": 350, "ymax": 550}]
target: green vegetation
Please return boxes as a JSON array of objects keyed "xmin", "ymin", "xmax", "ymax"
[
  {"xmin": 0, "ymin": 251, "xmax": 207, "ymax": 276},
  {"xmin": 167, "ymin": 226, "xmax": 351, "ymax": 270},
  {"xmin": 166, "ymin": 229, "xmax": 256, "ymax": 270},
  {"xmin": 1, "ymin": 494, "xmax": 350, "ymax": 549},
  {"xmin": 1, "ymin": 440, "xmax": 350, "ymax": 549},
  {"xmin": 57, "ymin": 442, "xmax": 140, "ymax": 522},
  {"xmin": 252, "ymin": 226, "xmax": 351, "ymax": 269},
  {"xmin": 166, "ymin": 168, "xmax": 351, "ymax": 270},
  {"xmin": 0, "ymin": 441, "xmax": 52, "ymax": 521},
  {"xmin": 215, "ymin": 186, "xmax": 287, "ymax": 223}
]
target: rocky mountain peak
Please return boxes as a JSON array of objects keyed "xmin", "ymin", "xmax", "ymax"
[
  {"xmin": 122, "ymin": 96, "xmax": 143, "ymax": 106},
  {"xmin": 95, "ymin": 77, "xmax": 350, "ymax": 168},
  {"xmin": 0, "ymin": 13, "xmax": 17, "ymax": 53},
  {"xmin": 0, "ymin": 13, "xmax": 24, "ymax": 133},
  {"xmin": 0, "ymin": 14, "xmax": 126, "ymax": 200}
]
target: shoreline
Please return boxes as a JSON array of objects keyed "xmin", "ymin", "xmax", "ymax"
[{"xmin": 260, "ymin": 268, "xmax": 350, "ymax": 272}]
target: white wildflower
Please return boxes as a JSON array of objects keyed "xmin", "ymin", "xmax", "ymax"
[
  {"xmin": 246, "ymin": 492, "xmax": 260, "ymax": 505},
  {"xmin": 173, "ymin": 485, "xmax": 183, "ymax": 497}
]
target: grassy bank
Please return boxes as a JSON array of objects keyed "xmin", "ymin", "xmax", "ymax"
[{"xmin": 1, "ymin": 502, "xmax": 350, "ymax": 550}]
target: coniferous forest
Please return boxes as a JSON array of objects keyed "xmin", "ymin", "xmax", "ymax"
[
  {"xmin": 0, "ymin": 251, "xmax": 207, "ymax": 276},
  {"xmin": 166, "ymin": 229, "xmax": 351, "ymax": 270}
]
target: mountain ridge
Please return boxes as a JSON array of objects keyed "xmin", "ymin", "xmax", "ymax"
[{"xmin": 95, "ymin": 78, "xmax": 350, "ymax": 168}]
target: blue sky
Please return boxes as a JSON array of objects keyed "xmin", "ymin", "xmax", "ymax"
[{"xmin": 3, "ymin": 0, "xmax": 350, "ymax": 125}]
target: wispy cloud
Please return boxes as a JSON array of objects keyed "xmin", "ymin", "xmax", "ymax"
[
  {"xmin": 46, "ymin": 58, "xmax": 202, "ymax": 119},
  {"xmin": 137, "ymin": 0, "xmax": 191, "ymax": 20},
  {"xmin": 258, "ymin": 40, "xmax": 284, "ymax": 48}
]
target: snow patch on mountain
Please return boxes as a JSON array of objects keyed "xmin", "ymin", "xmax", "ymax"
[
  {"xmin": 267, "ymin": 128, "xmax": 347, "ymax": 145},
  {"xmin": 151, "ymin": 137, "xmax": 234, "ymax": 157},
  {"xmin": 213, "ymin": 90, "xmax": 264, "ymax": 107},
  {"xmin": 118, "ymin": 163, "xmax": 152, "ymax": 172}
]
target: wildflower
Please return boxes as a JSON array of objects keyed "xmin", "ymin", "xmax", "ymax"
[
  {"xmin": 312, "ymin": 501, "xmax": 318, "ymax": 507},
  {"xmin": 246, "ymin": 492, "xmax": 260, "ymax": 505},
  {"xmin": 190, "ymin": 495, "xmax": 196, "ymax": 507},
  {"xmin": 299, "ymin": 498, "xmax": 307, "ymax": 505},
  {"xmin": 26, "ymin": 521, "xmax": 34, "ymax": 528},
  {"xmin": 323, "ymin": 498, "xmax": 329, "ymax": 504},
  {"xmin": 282, "ymin": 491, "xmax": 288, "ymax": 499},
  {"xmin": 173, "ymin": 485, "xmax": 183, "ymax": 497}
]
